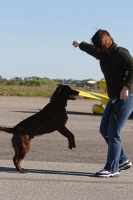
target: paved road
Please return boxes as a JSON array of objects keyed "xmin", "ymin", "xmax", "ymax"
[{"xmin": 0, "ymin": 96, "xmax": 133, "ymax": 200}]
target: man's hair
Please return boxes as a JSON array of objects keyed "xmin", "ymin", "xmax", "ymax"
[{"xmin": 91, "ymin": 29, "xmax": 112, "ymax": 49}]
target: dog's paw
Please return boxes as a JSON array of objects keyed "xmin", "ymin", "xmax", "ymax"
[
  {"xmin": 68, "ymin": 145, "xmax": 72, "ymax": 149},
  {"xmin": 20, "ymin": 168, "xmax": 28, "ymax": 173}
]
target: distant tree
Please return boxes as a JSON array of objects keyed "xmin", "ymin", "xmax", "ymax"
[{"xmin": 12, "ymin": 77, "xmax": 22, "ymax": 81}]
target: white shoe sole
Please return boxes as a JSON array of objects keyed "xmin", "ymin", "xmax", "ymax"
[
  {"xmin": 95, "ymin": 172, "xmax": 119, "ymax": 178},
  {"xmin": 119, "ymin": 162, "xmax": 132, "ymax": 172}
]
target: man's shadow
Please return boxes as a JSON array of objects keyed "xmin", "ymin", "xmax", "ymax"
[{"xmin": 0, "ymin": 166, "xmax": 95, "ymax": 177}]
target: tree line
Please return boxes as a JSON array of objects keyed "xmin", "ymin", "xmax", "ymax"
[{"xmin": 0, "ymin": 76, "xmax": 97, "ymax": 87}]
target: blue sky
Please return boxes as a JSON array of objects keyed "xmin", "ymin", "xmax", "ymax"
[{"xmin": 0, "ymin": 0, "xmax": 133, "ymax": 81}]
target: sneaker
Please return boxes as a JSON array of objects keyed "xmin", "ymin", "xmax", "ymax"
[
  {"xmin": 95, "ymin": 168, "xmax": 119, "ymax": 178},
  {"xmin": 119, "ymin": 160, "xmax": 132, "ymax": 172}
]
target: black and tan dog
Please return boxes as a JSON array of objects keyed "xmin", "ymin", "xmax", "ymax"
[{"xmin": 0, "ymin": 84, "xmax": 79, "ymax": 173}]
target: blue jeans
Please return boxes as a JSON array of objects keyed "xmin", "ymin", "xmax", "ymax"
[{"xmin": 100, "ymin": 93, "xmax": 133, "ymax": 173}]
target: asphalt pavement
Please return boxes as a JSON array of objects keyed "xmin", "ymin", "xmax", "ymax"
[{"xmin": 0, "ymin": 96, "xmax": 133, "ymax": 200}]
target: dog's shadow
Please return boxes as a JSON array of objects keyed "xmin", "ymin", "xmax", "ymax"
[
  {"xmin": 0, "ymin": 166, "xmax": 95, "ymax": 177},
  {"xmin": 13, "ymin": 110, "xmax": 101, "ymax": 116}
]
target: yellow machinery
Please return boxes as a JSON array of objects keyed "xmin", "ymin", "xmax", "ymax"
[{"xmin": 78, "ymin": 78, "xmax": 109, "ymax": 114}]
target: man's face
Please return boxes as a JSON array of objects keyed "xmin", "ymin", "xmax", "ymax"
[
  {"xmin": 101, "ymin": 34, "xmax": 112, "ymax": 49},
  {"xmin": 97, "ymin": 34, "xmax": 113, "ymax": 55}
]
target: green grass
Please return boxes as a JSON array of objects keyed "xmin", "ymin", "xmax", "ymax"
[
  {"xmin": 0, "ymin": 85, "xmax": 105, "ymax": 97},
  {"xmin": 0, "ymin": 85, "xmax": 56, "ymax": 97}
]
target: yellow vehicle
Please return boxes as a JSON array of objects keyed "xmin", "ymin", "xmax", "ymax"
[
  {"xmin": 78, "ymin": 79, "xmax": 133, "ymax": 117},
  {"xmin": 78, "ymin": 78, "xmax": 109, "ymax": 114}
]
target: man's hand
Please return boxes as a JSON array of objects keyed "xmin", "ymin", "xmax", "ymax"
[
  {"xmin": 72, "ymin": 40, "xmax": 81, "ymax": 47},
  {"xmin": 120, "ymin": 86, "xmax": 129, "ymax": 100}
]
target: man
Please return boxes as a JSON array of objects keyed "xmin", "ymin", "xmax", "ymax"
[{"xmin": 73, "ymin": 29, "xmax": 133, "ymax": 177}]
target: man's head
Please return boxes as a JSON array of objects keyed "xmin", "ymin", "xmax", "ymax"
[{"xmin": 91, "ymin": 29, "xmax": 113, "ymax": 55}]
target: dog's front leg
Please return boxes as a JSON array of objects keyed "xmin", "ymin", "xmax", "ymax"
[{"xmin": 58, "ymin": 127, "xmax": 76, "ymax": 149}]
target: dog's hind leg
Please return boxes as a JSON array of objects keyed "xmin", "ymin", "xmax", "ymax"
[
  {"xmin": 58, "ymin": 127, "xmax": 76, "ymax": 149},
  {"xmin": 12, "ymin": 135, "xmax": 30, "ymax": 173}
]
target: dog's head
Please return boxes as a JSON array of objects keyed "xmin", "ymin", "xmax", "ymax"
[
  {"xmin": 50, "ymin": 84, "xmax": 79, "ymax": 106},
  {"xmin": 57, "ymin": 84, "xmax": 79, "ymax": 100}
]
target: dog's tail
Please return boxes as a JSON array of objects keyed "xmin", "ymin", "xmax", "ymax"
[{"xmin": 0, "ymin": 126, "xmax": 14, "ymax": 134}]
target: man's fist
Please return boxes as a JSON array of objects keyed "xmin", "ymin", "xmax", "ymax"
[{"xmin": 72, "ymin": 40, "xmax": 81, "ymax": 47}]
